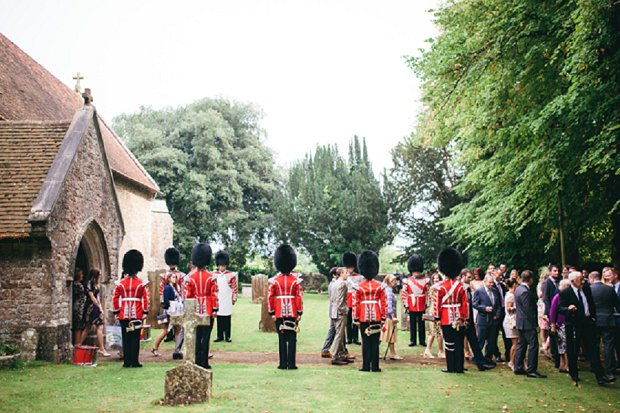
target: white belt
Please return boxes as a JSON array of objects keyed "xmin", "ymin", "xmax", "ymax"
[
  {"xmin": 442, "ymin": 304, "xmax": 460, "ymax": 308},
  {"xmin": 361, "ymin": 300, "xmax": 378, "ymax": 304},
  {"xmin": 277, "ymin": 295, "xmax": 295, "ymax": 299},
  {"xmin": 121, "ymin": 298, "xmax": 140, "ymax": 302}
]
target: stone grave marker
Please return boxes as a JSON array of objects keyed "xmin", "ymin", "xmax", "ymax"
[{"xmin": 169, "ymin": 299, "xmax": 211, "ymax": 364}]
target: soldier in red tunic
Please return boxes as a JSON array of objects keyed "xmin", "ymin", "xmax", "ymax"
[
  {"xmin": 434, "ymin": 248, "xmax": 469, "ymax": 373},
  {"xmin": 268, "ymin": 244, "xmax": 303, "ymax": 370},
  {"xmin": 185, "ymin": 243, "xmax": 219, "ymax": 369},
  {"xmin": 402, "ymin": 254, "xmax": 429, "ymax": 347},
  {"xmin": 353, "ymin": 250, "xmax": 387, "ymax": 372},
  {"xmin": 113, "ymin": 249, "xmax": 150, "ymax": 368},
  {"xmin": 343, "ymin": 252, "xmax": 362, "ymax": 345}
]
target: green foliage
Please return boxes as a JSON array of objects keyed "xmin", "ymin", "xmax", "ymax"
[
  {"xmin": 405, "ymin": 0, "xmax": 620, "ymax": 268},
  {"xmin": 0, "ymin": 342, "xmax": 18, "ymax": 356},
  {"xmin": 112, "ymin": 98, "xmax": 278, "ymax": 266},
  {"xmin": 272, "ymin": 137, "xmax": 394, "ymax": 274},
  {"xmin": 389, "ymin": 136, "xmax": 462, "ymax": 267}
]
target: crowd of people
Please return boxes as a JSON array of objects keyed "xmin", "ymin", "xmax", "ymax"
[
  {"xmin": 98, "ymin": 240, "xmax": 620, "ymax": 384},
  {"xmin": 319, "ymin": 257, "xmax": 620, "ymax": 385}
]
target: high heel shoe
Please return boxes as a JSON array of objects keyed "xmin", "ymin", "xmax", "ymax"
[
  {"xmin": 97, "ymin": 350, "xmax": 111, "ymax": 357},
  {"xmin": 438, "ymin": 351, "xmax": 446, "ymax": 359},
  {"xmin": 423, "ymin": 348, "xmax": 435, "ymax": 358},
  {"xmin": 151, "ymin": 348, "xmax": 161, "ymax": 357}
]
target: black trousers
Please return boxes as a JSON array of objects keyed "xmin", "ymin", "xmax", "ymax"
[
  {"xmin": 514, "ymin": 328, "xmax": 538, "ymax": 374},
  {"xmin": 346, "ymin": 308, "xmax": 359, "ymax": 343},
  {"xmin": 549, "ymin": 328, "xmax": 560, "ymax": 368},
  {"xmin": 566, "ymin": 321, "xmax": 604, "ymax": 381},
  {"xmin": 409, "ymin": 311, "xmax": 426, "ymax": 345},
  {"xmin": 276, "ymin": 318, "xmax": 297, "ymax": 369},
  {"xmin": 615, "ymin": 327, "xmax": 620, "ymax": 371},
  {"xmin": 195, "ymin": 321, "xmax": 213, "ymax": 369},
  {"xmin": 465, "ymin": 324, "xmax": 485, "ymax": 368},
  {"xmin": 595, "ymin": 327, "xmax": 615, "ymax": 374},
  {"xmin": 360, "ymin": 322, "xmax": 381, "ymax": 371},
  {"xmin": 478, "ymin": 323, "xmax": 499, "ymax": 362},
  {"xmin": 441, "ymin": 325, "xmax": 465, "ymax": 373},
  {"xmin": 216, "ymin": 315, "xmax": 232, "ymax": 340},
  {"xmin": 120, "ymin": 320, "xmax": 141, "ymax": 367}
]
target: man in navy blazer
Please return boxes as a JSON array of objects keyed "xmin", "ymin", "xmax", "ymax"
[
  {"xmin": 473, "ymin": 275, "xmax": 501, "ymax": 364},
  {"xmin": 589, "ymin": 271, "xmax": 619, "ymax": 377},
  {"xmin": 514, "ymin": 270, "xmax": 546, "ymax": 378},
  {"xmin": 603, "ymin": 267, "xmax": 620, "ymax": 374}
]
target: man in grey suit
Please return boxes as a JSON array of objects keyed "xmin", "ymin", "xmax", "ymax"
[
  {"xmin": 514, "ymin": 270, "xmax": 546, "ymax": 378},
  {"xmin": 473, "ymin": 275, "xmax": 501, "ymax": 364},
  {"xmin": 331, "ymin": 268, "xmax": 352, "ymax": 365},
  {"xmin": 589, "ymin": 271, "xmax": 619, "ymax": 377},
  {"xmin": 321, "ymin": 268, "xmax": 339, "ymax": 358}
]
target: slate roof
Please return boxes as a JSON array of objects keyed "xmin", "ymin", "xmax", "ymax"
[
  {"xmin": 0, "ymin": 33, "xmax": 159, "ymax": 194},
  {"xmin": 0, "ymin": 121, "xmax": 70, "ymax": 238}
]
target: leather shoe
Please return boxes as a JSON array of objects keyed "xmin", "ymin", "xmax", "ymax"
[
  {"xmin": 344, "ymin": 358, "xmax": 354, "ymax": 363},
  {"xmin": 213, "ymin": 338, "xmax": 224, "ymax": 342},
  {"xmin": 408, "ymin": 342, "xmax": 416, "ymax": 347},
  {"xmin": 477, "ymin": 365, "xmax": 488, "ymax": 371},
  {"xmin": 483, "ymin": 363, "xmax": 496, "ymax": 370},
  {"xmin": 359, "ymin": 368, "xmax": 370, "ymax": 372},
  {"xmin": 495, "ymin": 356, "xmax": 505, "ymax": 363},
  {"xmin": 321, "ymin": 352, "xmax": 332, "ymax": 358},
  {"xmin": 288, "ymin": 366, "xmax": 298, "ymax": 370},
  {"xmin": 526, "ymin": 372, "xmax": 547, "ymax": 378},
  {"xmin": 331, "ymin": 359, "xmax": 348, "ymax": 366},
  {"xmin": 603, "ymin": 375, "xmax": 616, "ymax": 383},
  {"xmin": 353, "ymin": 340, "xmax": 361, "ymax": 345},
  {"xmin": 371, "ymin": 368, "xmax": 382, "ymax": 372},
  {"xmin": 225, "ymin": 338, "xmax": 232, "ymax": 343},
  {"xmin": 441, "ymin": 368, "xmax": 454, "ymax": 373},
  {"xmin": 513, "ymin": 369, "xmax": 526, "ymax": 375}
]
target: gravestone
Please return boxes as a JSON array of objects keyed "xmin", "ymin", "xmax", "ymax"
[
  {"xmin": 241, "ymin": 283, "xmax": 252, "ymax": 299},
  {"xmin": 169, "ymin": 299, "xmax": 211, "ymax": 363},
  {"xmin": 164, "ymin": 361, "xmax": 212, "ymax": 406},
  {"xmin": 19, "ymin": 328, "xmax": 38, "ymax": 361},
  {"xmin": 252, "ymin": 275, "xmax": 276, "ymax": 332},
  {"xmin": 251, "ymin": 274, "xmax": 268, "ymax": 304}
]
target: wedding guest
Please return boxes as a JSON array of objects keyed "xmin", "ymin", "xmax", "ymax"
[
  {"xmin": 503, "ymin": 279, "xmax": 518, "ymax": 370},
  {"xmin": 589, "ymin": 271, "xmax": 619, "ymax": 378},
  {"xmin": 550, "ymin": 279, "xmax": 571, "ymax": 373},
  {"xmin": 514, "ymin": 270, "xmax": 546, "ymax": 378},
  {"xmin": 72, "ymin": 268, "xmax": 86, "ymax": 344},
  {"xmin": 471, "ymin": 267, "xmax": 485, "ymax": 291},
  {"xmin": 381, "ymin": 274, "xmax": 403, "ymax": 360},
  {"xmin": 424, "ymin": 273, "xmax": 444, "ymax": 358},
  {"xmin": 81, "ymin": 268, "xmax": 110, "ymax": 357},
  {"xmin": 152, "ymin": 272, "xmax": 182, "ymax": 357}
]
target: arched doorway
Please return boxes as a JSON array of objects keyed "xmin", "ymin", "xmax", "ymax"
[{"xmin": 70, "ymin": 220, "xmax": 111, "ymax": 344}]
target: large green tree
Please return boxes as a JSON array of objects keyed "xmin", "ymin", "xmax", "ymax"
[
  {"xmin": 406, "ymin": 0, "xmax": 619, "ymax": 268},
  {"xmin": 112, "ymin": 98, "xmax": 277, "ymax": 266},
  {"xmin": 389, "ymin": 135, "xmax": 462, "ymax": 267},
  {"xmin": 273, "ymin": 137, "xmax": 394, "ymax": 274}
]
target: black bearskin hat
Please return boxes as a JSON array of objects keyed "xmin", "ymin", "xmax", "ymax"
[
  {"xmin": 342, "ymin": 252, "xmax": 357, "ymax": 269},
  {"xmin": 407, "ymin": 254, "xmax": 424, "ymax": 274},
  {"xmin": 122, "ymin": 249, "xmax": 144, "ymax": 276},
  {"xmin": 164, "ymin": 247, "xmax": 180, "ymax": 266},
  {"xmin": 274, "ymin": 244, "xmax": 297, "ymax": 274},
  {"xmin": 215, "ymin": 250, "xmax": 230, "ymax": 267},
  {"xmin": 191, "ymin": 243, "xmax": 212, "ymax": 268},
  {"xmin": 358, "ymin": 250, "xmax": 379, "ymax": 280},
  {"xmin": 437, "ymin": 248, "xmax": 463, "ymax": 279}
]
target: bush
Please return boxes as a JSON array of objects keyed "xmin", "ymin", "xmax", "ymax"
[{"xmin": 0, "ymin": 343, "xmax": 19, "ymax": 356}]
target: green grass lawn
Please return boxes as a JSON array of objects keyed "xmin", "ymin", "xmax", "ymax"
[
  {"xmin": 1, "ymin": 362, "xmax": 618, "ymax": 413},
  {"xmin": 1, "ymin": 294, "xmax": 619, "ymax": 412}
]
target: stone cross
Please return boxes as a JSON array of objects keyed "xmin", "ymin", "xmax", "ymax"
[
  {"xmin": 169, "ymin": 299, "xmax": 211, "ymax": 364},
  {"xmin": 73, "ymin": 72, "xmax": 84, "ymax": 93}
]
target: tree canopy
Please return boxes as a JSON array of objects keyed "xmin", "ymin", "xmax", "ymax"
[
  {"xmin": 112, "ymin": 98, "xmax": 278, "ymax": 267},
  {"xmin": 272, "ymin": 136, "xmax": 394, "ymax": 274},
  {"xmin": 401, "ymin": 0, "xmax": 619, "ymax": 269}
]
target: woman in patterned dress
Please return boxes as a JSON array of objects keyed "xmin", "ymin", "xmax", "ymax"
[
  {"xmin": 81, "ymin": 268, "xmax": 110, "ymax": 357},
  {"xmin": 72, "ymin": 268, "xmax": 86, "ymax": 344},
  {"xmin": 380, "ymin": 274, "xmax": 403, "ymax": 360}
]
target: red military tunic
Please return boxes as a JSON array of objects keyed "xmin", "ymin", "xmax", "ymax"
[
  {"xmin": 268, "ymin": 274, "xmax": 303, "ymax": 318},
  {"xmin": 160, "ymin": 269, "xmax": 186, "ymax": 299},
  {"xmin": 113, "ymin": 276, "xmax": 150, "ymax": 320},
  {"xmin": 401, "ymin": 275, "xmax": 429, "ymax": 312},
  {"xmin": 185, "ymin": 269, "xmax": 219, "ymax": 316},
  {"xmin": 433, "ymin": 279, "xmax": 469, "ymax": 326},
  {"xmin": 353, "ymin": 279, "xmax": 387, "ymax": 323}
]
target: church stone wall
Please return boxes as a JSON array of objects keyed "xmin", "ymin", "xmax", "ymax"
[{"xmin": 0, "ymin": 115, "xmax": 123, "ymax": 362}]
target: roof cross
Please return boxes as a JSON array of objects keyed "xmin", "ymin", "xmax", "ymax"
[{"xmin": 73, "ymin": 72, "xmax": 84, "ymax": 93}]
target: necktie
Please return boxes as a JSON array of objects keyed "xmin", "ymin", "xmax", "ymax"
[{"xmin": 488, "ymin": 288, "xmax": 494, "ymax": 306}]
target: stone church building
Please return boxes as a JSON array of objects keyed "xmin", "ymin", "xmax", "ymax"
[{"xmin": 0, "ymin": 34, "xmax": 172, "ymax": 361}]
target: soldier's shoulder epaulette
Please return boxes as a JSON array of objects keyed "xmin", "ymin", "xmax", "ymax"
[{"xmin": 142, "ymin": 279, "xmax": 150, "ymax": 286}]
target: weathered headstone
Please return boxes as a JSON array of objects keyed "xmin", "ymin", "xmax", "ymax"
[
  {"xmin": 164, "ymin": 361, "xmax": 212, "ymax": 406},
  {"xmin": 19, "ymin": 328, "xmax": 38, "ymax": 361},
  {"xmin": 252, "ymin": 275, "xmax": 276, "ymax": 332},
  {"xmin": 241, "ymin": 283, "xmax": 252, "ymax": 299},
  {"xmin": 251, "ymin": 274, "xmax": 268, "ymax": 304},
  {"xmin": 169, "ymin": 299, "xmax": 211, "ymax": 364}
]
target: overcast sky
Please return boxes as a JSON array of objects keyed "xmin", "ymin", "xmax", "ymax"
[{"xmin": 1, "ymin": 0, "xmax": 438, "ymax": 174}]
